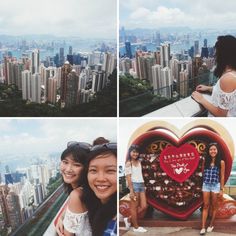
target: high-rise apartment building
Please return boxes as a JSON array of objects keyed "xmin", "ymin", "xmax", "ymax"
[
  {"xmin": 65, "ymin": 70, "xmax": 79, "ymax": 108},
  {"xmin": 60, "ymin": 61, "xmax": 72, "ymax": 103},
  {"xmin": 160, "ymin": 44, "xmax": 170, "ymax": 68},
  {"xmin": 22, "ymin": 70, "xmax": 32, "ymax": 101},
  {"xmin": 30, "ymin": 49, "xmax": 40, "ymax": 74},
  {"xmin": 125, "ymin": 41, "xmax": 132, "ymax": 59},
  {"xmin": 31, "ymin": 73, "xmax": 41, "ymax": 103}
]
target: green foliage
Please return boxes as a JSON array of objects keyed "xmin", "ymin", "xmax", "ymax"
[
  {"xmin": 0, "ymin": 70, "xmax": 117, "ymax": 117},
  {"xmin": 119, "ymin": 74, "xmax": 152, "ymax": 100},
  {"xmin": 119, "ymin": 74, "xmax": 176, "ymax": 116}
]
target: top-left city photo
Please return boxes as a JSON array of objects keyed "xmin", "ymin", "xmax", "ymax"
[{"xmin": 0, "ymin": 0, "xmax": 117, "ymax": 117}]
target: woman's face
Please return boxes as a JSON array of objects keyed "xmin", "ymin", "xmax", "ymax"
[
  {"xmin": 88, "ymin": 153, "xmax": 117, "ymax": 204},
  {"xmin": 60, "ymin": 154, "xmax": 84, "ymax": 189},
  {"xmin": 130, "ymin": 149, "xmax": 139, "ymax": 160},
  {"xmin": 209, "ymin": 145, "xmax": 218, "ymax": 158}
]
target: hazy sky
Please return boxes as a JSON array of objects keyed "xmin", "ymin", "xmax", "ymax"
[
  {"xmin": 119, "ymin": 118, "xmax": 236, "ymax": 166},
  {"xmin": 0, "ymin": 119, "xmax": 117, "ymax": 157},
  {"xmin": 0, "ymin": 0, "xmax": 116, "ymax": 38},
  {"xmin": 120, "ymin": 0, "xmax": 236, "ymax": 30}
]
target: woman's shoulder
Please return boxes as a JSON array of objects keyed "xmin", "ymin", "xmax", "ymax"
[
  {"xmin": 125, "ymin": 161, "xmax": 131, "ymax": 167},
  {"xmin": 220, "ymin": 73, "xmax": 236, "ymax": 93},
  {"xmin": 68, "ymin": 188, "xmax": 85, "ymax": 211}
]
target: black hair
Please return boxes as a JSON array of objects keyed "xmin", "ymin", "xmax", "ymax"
[
  {"xmin": 126, "ymin": 144, "xmax": 140, "ymax": 162},
  {"xmin": 83, "ymin": 146, "xmax": 117, "ymax": 236},
  {"xmin": 204, "ymin": 142, "xmax": 222, "ymax": 170},
  {"xmin": 214, "ymin": 35, "xmax": 236, "ymax": 77},
  {"xmin": 60, "ymin": 145, "xmax": 89, "ymax": 194}
]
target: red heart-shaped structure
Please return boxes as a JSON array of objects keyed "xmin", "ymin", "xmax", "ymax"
[
  {"xmin": 131, "ymin": 128, "xmax": 233, "ymax": 220},
  {"xmin": 160, "ymin": 144, "xmax": 200, "ymax": 183}
]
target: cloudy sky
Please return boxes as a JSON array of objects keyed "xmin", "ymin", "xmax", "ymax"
[
  {"xmin": 0, "ymin": 118, "xmax": 117, "ymax": 158},
  {"xmin": 119, "ymin": 118, "xmax": 236, "ymax": 166},
  {"xmin": 0, "ymin": 0, "xmax": 116, "ymax": 38},
  {"xmin": 120, "ymin": 0, "xmax": 236, "ymax": 30}
]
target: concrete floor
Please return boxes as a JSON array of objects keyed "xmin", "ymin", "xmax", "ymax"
[{"xmin": 120, "ymin": 227, "xmax": 236, "ymax": 236}]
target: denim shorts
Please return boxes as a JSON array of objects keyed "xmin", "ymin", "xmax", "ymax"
[
  {"xmin": 132, "ymin": 182, "xmax": 145, "ymax": 193},
  {"xmin": 202, "ymin": 182, "xmax": 220, "ymax": 193}
]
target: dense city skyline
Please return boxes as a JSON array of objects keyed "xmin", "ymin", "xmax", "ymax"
[
  {"xmin": 0, "ymin": 0, "xmax": 116, "ymax": 39},
  {"xmin": 120, "ymin": 0, "xmax": 236, "ymax": 30}
]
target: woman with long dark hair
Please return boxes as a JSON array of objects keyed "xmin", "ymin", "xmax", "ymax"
[
  {"xmin": 83, "ymin": 141, "xmax": 117, "ymax": 236},
  {"xmin": 56, "ymin": 142, "xmax": 92, "ymax": 236},
  {"xmin": 192, "ymin": 35, "xmax": 236, "ymax": 117},
  {"xmin": 200, "ymin": 143, "xmax": 225, "ymax": 235},
  {"xmin": 124, "ymin": 144, "xmax": 147, "ymax": 233}
]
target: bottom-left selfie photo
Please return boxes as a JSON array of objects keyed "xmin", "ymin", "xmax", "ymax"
[{"xmin": 0, "ymin": 118, "xmax": 117, "ymax": 236}]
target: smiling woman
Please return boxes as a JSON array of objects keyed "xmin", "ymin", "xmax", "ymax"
[{"xmin": 83, "ymin": 141, "xmax": 117, "ymax": 236}]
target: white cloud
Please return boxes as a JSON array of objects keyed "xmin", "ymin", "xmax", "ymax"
[
  {"xmin": 0, "ymin": 119, "xmax": 117, "ymax": 157},
  {"xmin": 120, "ymin": 0, "xmax": 236, "ymax": 30},
  {"xmin": 0, "ymin": 0, "xmax": 116, "ymax": 38}
]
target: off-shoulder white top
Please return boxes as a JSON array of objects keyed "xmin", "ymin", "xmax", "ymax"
[
  {"xmin": 63, "ymin": 207, "xmax": 92, "ymax": 236},
  {"xmin": 208, "ymin": 73, "xmax": 236, "ymax": 117}
]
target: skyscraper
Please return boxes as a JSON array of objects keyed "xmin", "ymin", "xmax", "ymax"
[
  {"xmin": 30, "ymin": 49, "xmax": 40, "ymax": 74},
  {"xmin": 125, "ymin": 41, "xmax": 132, "ymax": 59},
  {"xmin": 22, "ymin": 70, "xmax": 32, "ymax": 101},
  {"xmin": 60, "ymin": 61, "xmax": 72, "ymax": 103},
  {"xmin": 31, "ymin": 73, "xmax": 41, "ymax": 103},
  {"xmin": 194, "ymin": 40, "xmax": 199, "ymax": 56},
  {"xmin": 65, "ymin": 70, "xmax": 79, "ymax": 108},
  {"xmin": 6, "ymin": 191, "xmax": 22, "ymax": 229},
  {"xmin": 59, "ymin": 48, "xmax": 64, "ymax": 66},
  {"xmin": 160, "ymin": 44, "xmax": 170, "ymax": 68}
]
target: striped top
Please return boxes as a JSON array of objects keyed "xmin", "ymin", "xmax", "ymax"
[{"xmin": 203, "ymin": 166, "xmax": 220, "ymax": 184}]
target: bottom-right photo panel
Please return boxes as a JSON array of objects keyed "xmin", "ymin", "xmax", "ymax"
[{"xmin": 119, "ymin": 118, "xmax": 236, "ymax": 235}]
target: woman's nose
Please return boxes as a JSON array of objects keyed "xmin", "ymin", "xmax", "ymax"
[{"xmin": 96, "ymin": 171, "xmax": 106, "ymax": 181}]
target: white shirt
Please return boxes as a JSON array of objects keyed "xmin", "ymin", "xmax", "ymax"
[
  {"xmin": 209, "ymin": 73, "xmax": 236, "ymax": 117},
  {"xmin": 125, "ymin": 161, "xmax": 144, "ymax": 183},
  {"xmin": 63, "ymin": 207, "xmax": 92, "ymax": 236}
]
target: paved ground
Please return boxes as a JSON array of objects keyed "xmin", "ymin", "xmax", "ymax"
[{"xmin": 120, "ymin": 227, "xmax": 236, "ymax": 236}]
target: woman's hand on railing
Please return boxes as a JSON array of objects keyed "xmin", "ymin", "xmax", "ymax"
[{"xmin": 55, "ymin": 217, "xmax": 65, "ymax": 236}]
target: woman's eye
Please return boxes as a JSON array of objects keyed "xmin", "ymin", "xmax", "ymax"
[{"xmin": 89, "ymin": 169, "xmax": 96, "ymax": 173}]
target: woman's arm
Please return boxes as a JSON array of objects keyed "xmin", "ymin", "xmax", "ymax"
[
  {"xmin": 220, "ymin": 160, "xmax": 225, "ymax": 196},
  {"xmin": 125, "ymin": 162, "xmax": 135, "ymax": 200},
  {"xmin": 191, "ymin": 91, "xmax": 228, "ymax": 117},
  {"xmin": 196, "ymin": 84, "xmax": 213, "ymax": 93}
]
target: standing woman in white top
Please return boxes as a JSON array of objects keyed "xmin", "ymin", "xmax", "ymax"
[
  {"xmin": 192, "ymin": 35, "xmax": 236, "ymax": 117},
  {"xmin": 124, "ymin": 144, "xmax": 147, "ymax": 233}
]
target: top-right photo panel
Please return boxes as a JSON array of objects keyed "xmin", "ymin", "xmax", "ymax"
[{"xmin": 119, "ymin": 0, "xmax": 236, "ymax": 117}]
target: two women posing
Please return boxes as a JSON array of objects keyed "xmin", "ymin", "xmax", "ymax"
[{"xmin": 56, "ymin": 138, "xmax": 117, "ymax": 236}]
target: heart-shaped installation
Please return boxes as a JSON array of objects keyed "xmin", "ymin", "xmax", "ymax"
[{"xmin": 130, "ymin": 127, "xmax": 233, "ymax": 220}]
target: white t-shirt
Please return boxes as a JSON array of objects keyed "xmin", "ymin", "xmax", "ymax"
[
  {"xmin": 209, "ymin": 73, "xmax": 236, "ymax": 117},
  {"xmin": 63, "ymin": 207, "xmax": 92, "ymax": 236}
]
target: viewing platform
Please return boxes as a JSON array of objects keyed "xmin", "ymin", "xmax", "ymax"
[{"xmin": 143, "ymin": 94, "xmax": 211, "ymax": 117}]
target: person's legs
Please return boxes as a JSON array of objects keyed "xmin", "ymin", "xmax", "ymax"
[
  {"xmin": 201, "ymin": 191, "xmax": 210, "ymax": 233},
  {"xmin": 208, "ymin": 192, "xmax": 218, "ymax": 228},
  {"xmin": 130, "ymin": 192, "xmax": 140, "ymax": 228},
  {"xmin": 137, "ymin": 189, "xmax": 147, "ymax": 217}
]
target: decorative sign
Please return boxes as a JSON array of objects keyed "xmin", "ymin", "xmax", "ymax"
[
  {"xmin": 159, "ymin": 144, "xmax": 200, "ymax": 183},
  {"xmin": 127, "ymin": 125, "xmax": 233, "ymax": 220}
]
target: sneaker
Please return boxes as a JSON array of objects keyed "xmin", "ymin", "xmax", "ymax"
[
  {"xmin": 123, "ymin": 217, "xmax": 131, "ymax": 230},
  {"xmin": 207, "ymin": 226, "xmax": 214, "ymax": 233},
  {"xmin": 200, "ymin": 228, "xmax": 206, "ymax": 235},
  {"xmin": 133, "ymin": 227, "xmax": 147, "ymax": 233}
]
